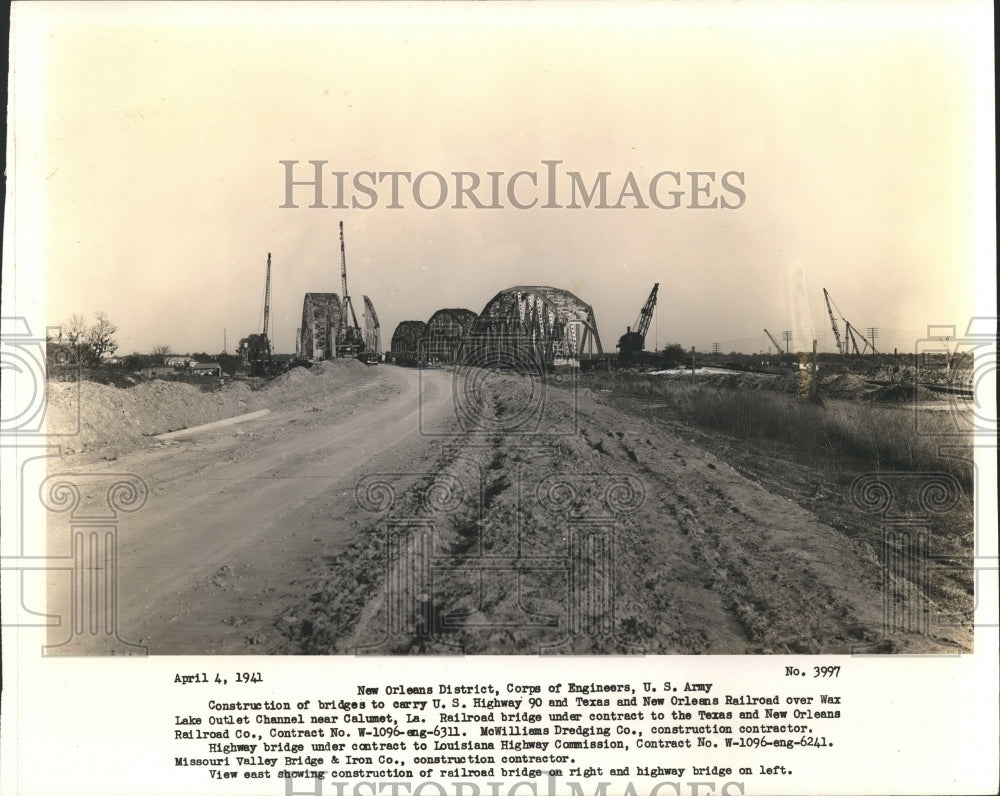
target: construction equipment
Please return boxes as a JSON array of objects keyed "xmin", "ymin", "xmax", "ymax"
[
  {"xmin": 823, "ymin": 288, "xmax": 843, "ymax": 355},
  {"xmin": 335, "ymin": 221, "xmax": 365, "ymax": 357},
  {"xmin": 823, "ymin": 288, "xmax": 878, "ymax": 356},
  {"xmin": 361, "ymin": 295, "xmax": 380, "ymax": 364},
  {"xmin": 239, "ymin": 252, "xmax": 273, "ymax": 376},
  {"xmin": 764, "ymin": 328, "xmax": 785, "ymax": 355},
  {"xmin": 617, "ymin": 283, "xmax": 659, "ymax": 364},
  {"xmin": 844, "ymin": 321, "xmax": 877, "ymax": 355}
]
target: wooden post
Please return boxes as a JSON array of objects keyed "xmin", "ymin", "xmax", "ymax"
[
  {"xmin": 809, "ymin": 339, "xmax": 818, "ymax": 400},
  {"xmin": 690, "ymin": 347, "xmax": 696, "ymax": 383}
]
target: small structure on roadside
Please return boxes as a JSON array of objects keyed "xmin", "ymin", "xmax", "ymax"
[
  {"xmin": 190, "ymin": 362, "xmax": 222, "ymax": 377},
  {"xmin": 141, "ymin": 365, "xmax": 175, "ymax": 379}
]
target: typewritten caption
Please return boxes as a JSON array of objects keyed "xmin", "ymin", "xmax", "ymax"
[{"xmin": 169, "ymin": 667, "xmax": 843, "ymax": 789}]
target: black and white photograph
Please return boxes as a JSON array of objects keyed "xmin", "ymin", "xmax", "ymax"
[{"xmin": 2, "ymin": 2, "xmax": 996, "ymax": 795}]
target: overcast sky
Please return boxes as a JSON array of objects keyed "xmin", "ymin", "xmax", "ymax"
[{"xmin": 10, "ymin": 2, "xmax": 994, "ymax": 356}]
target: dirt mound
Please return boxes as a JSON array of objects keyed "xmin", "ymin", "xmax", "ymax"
[
  {"xmin": 46, "ymin": 379, "xmax": 256, "ymax": 459},
  {"xmin": 45, "ymin": 359, "xmax": 381, "ymax": 461},
  {"xmin": 865, "ymin": 382, "xmax": 942, "ymax": 404}
]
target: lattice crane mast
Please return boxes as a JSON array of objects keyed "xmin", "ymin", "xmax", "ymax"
[
  {"xmin": 336, "ymin": 221, "xmax": 365, "ymax": 357},
  {"xmin": 823, "ymin": 288, "xmax": 844, "ymax": 355},
  {"xmin": 239, "ymin": 252, "xmax": 273, "ymax": 376},
  {"xmin": 824, "ymin": 288, "xmax": 878, "ymax": 356},
  {"xmin": 262, "ymin": 252, "xmax": 272, "ymax": 344},
  {"xmin": 764, "ymin": 328, "xmax": 785, "ymax": 355}
]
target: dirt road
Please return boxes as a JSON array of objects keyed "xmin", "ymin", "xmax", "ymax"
[
  {"xmin": 46, "ymin": 365, "xmax": 457, "ymax": 654},
  {"xmin": 45, "ymin": 366, "xmax": 972, "ymax": 655}
]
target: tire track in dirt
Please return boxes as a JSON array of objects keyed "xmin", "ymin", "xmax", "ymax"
[{"xmin": 277, "ymin": 372, "xmax": 972, "ymax": 655}]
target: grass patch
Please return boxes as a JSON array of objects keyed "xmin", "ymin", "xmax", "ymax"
[{"xmin": 587, "ymin": 373, "xmax": 973, "ymax": 492}]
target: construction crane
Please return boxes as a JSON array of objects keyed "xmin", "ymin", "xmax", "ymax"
[
  {"xmin": 823, "ymin": 288, "xmax": 843, "ymax": 355},
  {"xmin": 335, "ymin": 221, "xmax": 365, "ymax": 357},
  {"xmin": 617, "ymin": 283, "xmax": 659, "ymax": 365},
  {"xmin": 824, "ymin": 288, "xmax": 878, "ymax": 356},
  {"xmin": 844, "ymin": 320, "xmax": 877, "ymax": 355},
  {"xmin": 361, "ymin": 295, "xmax": 380, "ymax": 365},
  {"xmin": 239, "ymin": 252, "xmax": 273, "ymax": 377},
  {"xmin": 764, "ymin": 328, "xmax": 785, "ymax": 355},
  {"xmin": 262, "ymin": 252, "xmax": 272, "ymax": 344}
]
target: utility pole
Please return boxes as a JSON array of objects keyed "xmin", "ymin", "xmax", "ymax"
[
  {"xmin": 223, "ymin": 328, "xmax": 227, "ymax": 355},
  {"xmin": 690, "ymin": 346, "xmax": 696, "ymax": 382},
  {"xmin": 867, "ymin": 327, "xmax": 878, "ymax": 357},
  {"xmin": 782, "ymin": 331, "xmax": 792, "ymax": 355},
  {"xmin": 712, "ymin": 342, "xmax": 720, "ymax": 362}
]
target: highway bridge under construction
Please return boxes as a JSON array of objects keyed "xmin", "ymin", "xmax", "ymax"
[{"xmin": 294, "ymin": 222, "xmax": 381, "ymax": 365}]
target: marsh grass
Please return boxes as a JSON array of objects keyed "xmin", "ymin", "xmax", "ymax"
[{"xmin": 589, "ymin": 374, "xmax": 973, "ymax": 492}]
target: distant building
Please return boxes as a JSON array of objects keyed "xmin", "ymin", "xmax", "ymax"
[
  {"xmin": 141, "ymin": 366, "xmax": 175, "ymax": 378},
  {"xmin": 189, "ymin": 362, "xmax": 221, "ymax": 377},
  {"xmin": 166, "ymin": 356, "xmax": 191, "ymax": 367}
]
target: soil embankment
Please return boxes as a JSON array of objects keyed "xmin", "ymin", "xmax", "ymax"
[{"xmin": 44, "ymin": 365, "xmax": 974, "ymax": 655}]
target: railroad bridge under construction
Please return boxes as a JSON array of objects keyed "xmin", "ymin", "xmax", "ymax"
[{"xmin": 389, "ymin": 286, "xmax": 603, "ymax": 370}]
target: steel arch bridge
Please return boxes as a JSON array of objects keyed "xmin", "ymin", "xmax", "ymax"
[
  {"xmin": 423, "ymin": 308, "xmax": 478, "ymax": 365},
  {"xmin": 468, "ymin": 286, "xmax": 603, "ymax": 368},
  {"xmin": 296, "ymin": 293, "xmax": 343, "ymax": 360},
  {"xmin": 389, "ymin": 320, "xmax": 427, "ymax": 364}
]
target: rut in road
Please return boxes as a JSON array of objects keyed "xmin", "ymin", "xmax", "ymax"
[{"xmin": 276, "ymin": 373, "xmax": 967, "ymax": 655}]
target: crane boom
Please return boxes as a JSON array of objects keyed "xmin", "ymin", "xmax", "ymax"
[
  {"xmin": 823, "ymin": 288, "xmax": 843, "ymax": 355},
  {"xmin": 635, "ymin": 283, "xmax": 659, "ymax": 339},
  {"xmin": 764, "ymin": 328, "xmax": 784, "ymax": 354},
  {"xmin": 844, "ymin": 322, "xmax": 860, "ymax": 355},
  {"xmin": 339, "ymin": 221, "xmax": 360, "ymax": 331},
  {"xmin": 262, "ymin": 252, "xmax": 272, "ymax": 340},
  {"xmin": 617, "ymin": 283, "xmax": 660, "ymax": 365},
  {"xmin": 847, "ymin": 322, "xmax": 877, "ymax": 355}
]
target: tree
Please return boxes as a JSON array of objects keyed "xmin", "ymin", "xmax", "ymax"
[
  {"xmin": 660, "ymin": 343, "xmax": 687, "ymax": 366},
  {"xmin": 122, "ymin": 352, "xmax": 146, "ymax": 371},
  {"xmin": 87, "ymin": 312, "xmax": 118, "ymax": 359},
  {"xmin": 151, "ymin": 344, "xmax": 172, "ymax": 365},
  {"xmin": 65, "ymin": 313, "xmax": 88, "ymax": 350},
  {"xmin": 62, "ymin": 311, "xmax": 119, "ymax": 366}
]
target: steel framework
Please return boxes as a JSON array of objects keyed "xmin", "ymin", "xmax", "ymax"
[
  {"xmin": 297, "ymin": 292, "xmax": 343, "ymax": 360},
  {"xmin": 468, "ymin": 286, "xmax": 603, "ymax": 368},
  {"xmin": 389, "ymin": 321, "xmax": 427, "ymax": 364},
  {"xmin": 423, "ymin": 308, "xmax": 478, "ymax": 365},
  {"xmin": 363, "ymin": 295, "xmax": 381, "ymax": 357}
]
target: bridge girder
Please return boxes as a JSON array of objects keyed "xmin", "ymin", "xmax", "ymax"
[
  {"xmin": 424, "ymin": 308, "xmax": 478, "ymax": 365},
  {"xmin": 469, "ymin": 286, "xmax": 603, "ymax": 368},
  {"xmin": 298, "ymin": 292, "xmax": 343, "ymax": 361},
  {"xmin": 389, "ymin": 320, "xmax": 427, "ymax": 363}
]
